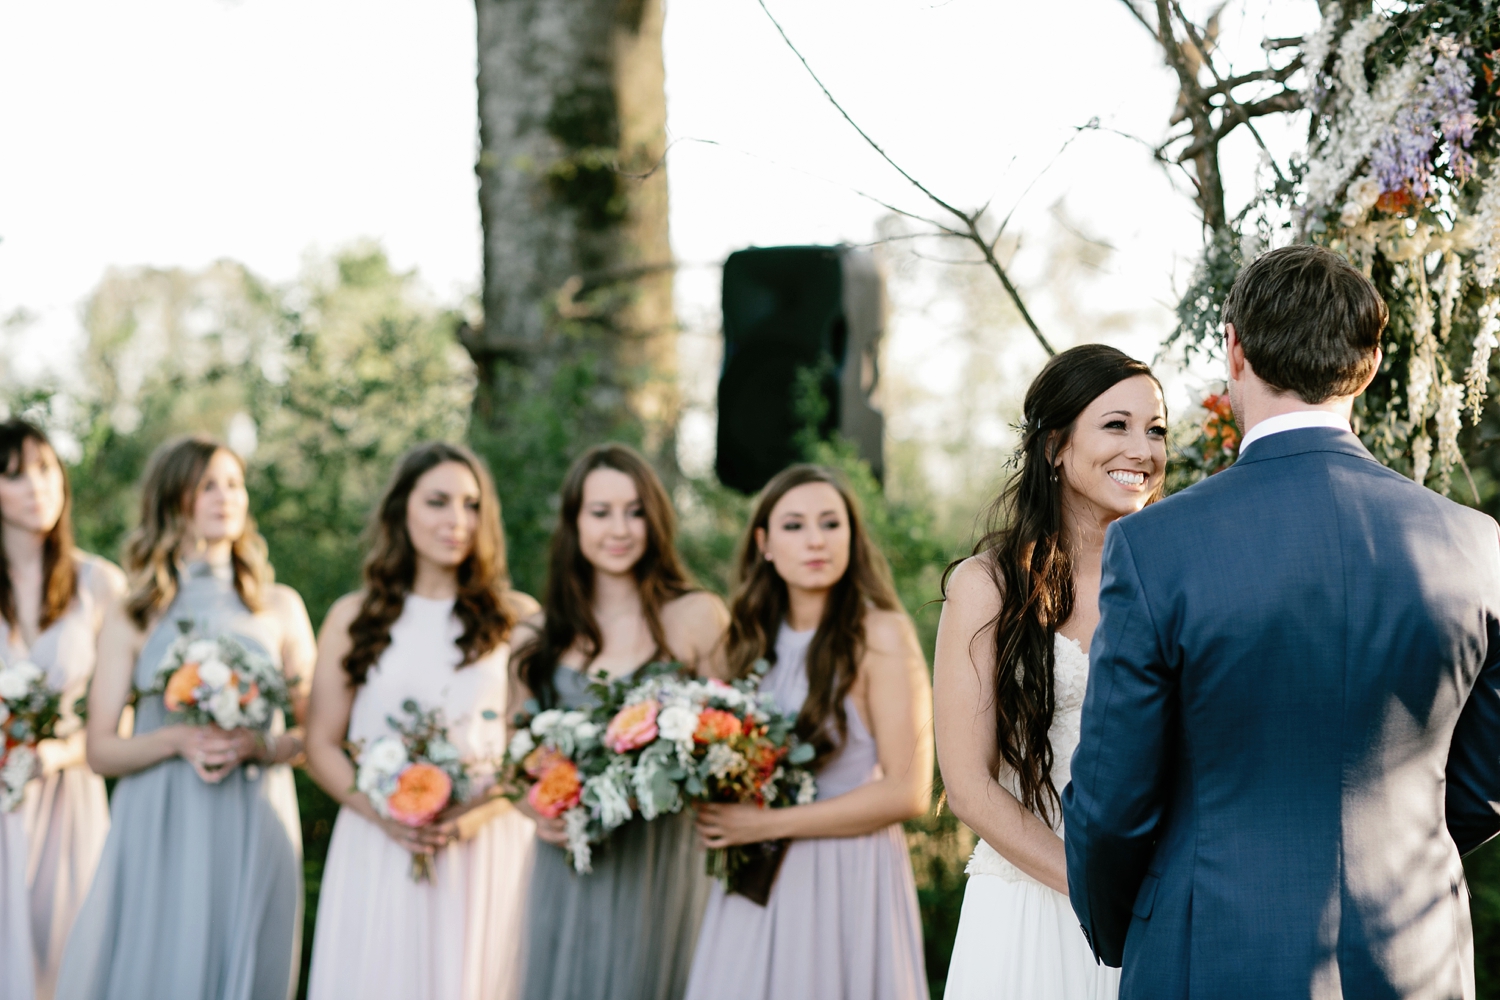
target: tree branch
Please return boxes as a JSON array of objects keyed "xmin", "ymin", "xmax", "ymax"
[{"xmin": 754, "ymin": 0, "xmax": 1057, "ymax": 355}]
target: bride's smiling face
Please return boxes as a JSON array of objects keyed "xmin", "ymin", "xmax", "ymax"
[{"xmin": 1054, "ymin": 374, "xmax": 1167, "ymax": 523}]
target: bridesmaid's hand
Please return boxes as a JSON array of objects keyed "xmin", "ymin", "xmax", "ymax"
[
  {"xmin": 182, "ymin": 726, "xmax": 260, "ymax": 784},
  {"xmin": 377, "ymin": 815, "xmax": 457, "ymax": 855},
  {"xmin": 694, "ymin": 803, "xmax": 778, "ymax": 849},
  {"xmin": 513, "ymin": 795, "xmax": 569, "ymax": 846}
]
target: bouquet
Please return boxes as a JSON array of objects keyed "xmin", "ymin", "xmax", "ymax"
[
  {"xmin": 0, "ymin": 659, "xmax": 60, "ymax": 812},
  {"xmin": 500, "ymin": 700, "xmax": 627, "ymax": 874},
  {"xmin": 599, "ymin": 661, "xmax": 817, "ymax": 903},
  {"xmin": 148, "ymin": 622, "xmax": 291, "ymax": 733},
  {"xmin": 353, "ymin": 699, "xmax": 479, "ymax": 881}
]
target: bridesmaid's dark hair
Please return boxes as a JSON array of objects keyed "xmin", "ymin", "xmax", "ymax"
[
  {"xmin": 726, "ymin": 464, "xmax": 901, "ymax": 767},
  {"xmin": 516, "ymin": 443, "xmax": 695, "ymax": 709},
  {"xmin": 0, "ymin": 420, "xmax": 77, "ymax": 631},
  {"xmin": 342, "ymin": 442, "xmax": 518, "ymax": 686},
  {"xmin": 945, "ymin": 344, "xmax": 1163, "ymax": 827}
]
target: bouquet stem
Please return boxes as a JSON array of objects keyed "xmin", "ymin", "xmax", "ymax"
[{"xmin": 409, "ymin": 851, "xmax": 435, "ymax": 883}]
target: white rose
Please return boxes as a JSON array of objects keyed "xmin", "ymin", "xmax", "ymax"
[
  {"xmin": 244, "ymin": 697, "xmax": 270, "ymax": 727},
  {"xmin": 559, "ymin": 710, "xmax": 587, "ymax": 730},
  {"xmin": 529, "ymin": 709, "xmax": 563, "ymax": 736},
  {"xmin": 365, "ymin": 736, "xmax": 408, "ymax": 775},
  {"xmin": 0, "ymin": 668, "xmax": 31, "ymax": 700},
  {"xmin": 197, "ymin": 658, "xmax": 232, "ymax": 689},
  {"xmin": 185, "ymin": 640, "xmax": 219, "ymax": 664},
  {"xmin": 1339, "ymin": 201, "xmax": 1365, "ymax": 228},
  {"xmin": 207, "ymin": 687, "xmax": 241, "ymax": 728},
  {"xmin": 508, "ymin": 730, "xmax": 536, "ymax": 759},
  {"xmin": 1349, "ymin": 175, "xmax": 1382, "ymax": 210},
  {"xmin": 574, "ymin": 721, "xmax": 600, "ymax": 741},
  {"xmin": 657, "ymin": 704, "xmax": 700, "ymax": 743}
]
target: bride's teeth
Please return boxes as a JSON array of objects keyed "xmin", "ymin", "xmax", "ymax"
[{"xmin": 1109, "ymin": 471, "xmax": 1145, "ymax": 485}]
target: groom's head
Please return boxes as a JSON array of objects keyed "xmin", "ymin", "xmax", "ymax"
[{"xmin": 1223, "ymin": 245, "xmax": 1387, "ymax": 408}]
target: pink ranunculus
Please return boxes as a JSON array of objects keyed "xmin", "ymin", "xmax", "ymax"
[{"xmin": 604, "ymin": 699, "xmax": 660, "ymax": 753}]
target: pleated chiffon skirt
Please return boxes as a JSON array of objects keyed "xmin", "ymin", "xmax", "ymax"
[
  {"xmin": 24, "ymin": 766, "xmax": 109, "ymax": 1000},
  {"xmin": 306, "ymin": 804, "xmax": 535, "ymax": 1000},
  {"xmin": 942, "ymin": 872, "xmax": 1120, "ymax": 1000},
  {"xmin": 683, "ymin": 823, "xmax": 928, "ymax": 1000},
  {"xmin": 522, "ymin": 811, "xmax": 710, "ymax": 1000},
  {"xmin": 54, "ymin": 760, "xmax": 303, "ymax": 1000}
]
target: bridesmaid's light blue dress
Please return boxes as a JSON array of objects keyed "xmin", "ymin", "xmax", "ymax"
[{"xmin": 55, "ymin": 561, "xmax": 303, "ymax": 1000}]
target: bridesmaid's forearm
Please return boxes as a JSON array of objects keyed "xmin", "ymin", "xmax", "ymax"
[
  {"xmin": 763, "ymin": 778, "xmax": 928, "ymax": 841},
  {"xmin": 85, "ymin": 723, "xmax": 187, "ymax": 778}
]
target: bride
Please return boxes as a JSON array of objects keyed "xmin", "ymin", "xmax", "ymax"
[{"xmin": 935, "ymin": 344, "xmax": 1166, "ymax": 999}]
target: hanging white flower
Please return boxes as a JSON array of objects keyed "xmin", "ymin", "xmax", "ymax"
[
  {"xmin": 1412, "ymin": 433, "xmax": 1433, "ymax": 485},
  {"xmin": 1466, "ymin": 298, "xmax": 1500, "ymax": 423},
  {"xmin": 1436, "ymin": 381, "xmax": 1465, "ymax": 492}
]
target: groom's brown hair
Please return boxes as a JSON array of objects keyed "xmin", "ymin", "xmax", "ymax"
[{"xmin": 1223, "ymin": 244, "xmax": 1387, "ymax": 403}]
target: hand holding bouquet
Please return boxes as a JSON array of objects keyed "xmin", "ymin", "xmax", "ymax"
[
  {"xmin": 0, "ymin": 659, "xmax": 60, "ymax": 812},
  {"xmin": 353, "ymin": 699, "xmax": 476, "ymax": 881},
  {"xmin": 501, "ymin": 702, "xmax": 628, "ymax": 874},
  {"xmin": 599, "ymin": 661, "xmax": 816, "ymax": 903}
]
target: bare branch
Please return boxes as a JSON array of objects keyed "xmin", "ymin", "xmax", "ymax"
[{"xmin": 753, "ymin": 0, "xmax": 1057, "ymax": 356}]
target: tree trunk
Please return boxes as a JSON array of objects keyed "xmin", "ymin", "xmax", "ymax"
[{"xmin": 468, "ymin": 0, "xmax": 676, "ymax": 587}]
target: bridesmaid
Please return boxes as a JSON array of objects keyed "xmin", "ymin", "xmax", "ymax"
[
  {"xmin": 0, "ymin": 421, "xmax": 125, "ymax": 1000},
  {"xmin": 515, "ymin": 443, "xmax": 729, "ymax": 1000},
  {"xmin": 683, "ymin": 464, "xmax": 932, "ymax": 1000},
  {"xmin": 57, "ymin": 436, "xmax": 315, "ymax": 1000},
  {"xmin": 303, "ymin": 442, "xmax": 540, "ymax": 1000}
]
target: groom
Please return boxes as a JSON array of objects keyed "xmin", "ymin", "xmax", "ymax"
[{"xmin": 1063, "ymin": 244, "xmax": 1500, "ymax": 999}]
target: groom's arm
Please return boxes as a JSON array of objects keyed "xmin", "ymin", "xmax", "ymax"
[
  {"xmin": 1446, "ymin": 529, "xmax": 1500, "ymax": 855},
  {"xmin": 1062, "ymin": 522, "xmax": 1176, "ymax": 968}
]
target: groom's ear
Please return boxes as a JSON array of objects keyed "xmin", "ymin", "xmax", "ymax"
[
  {"xmin": 1354, "ymin": 346, "xmax": 1383, "ymax": 396},
  {"xmin": 1225, "ymin": 323, "xmax": 1247, "ymax": 382}
]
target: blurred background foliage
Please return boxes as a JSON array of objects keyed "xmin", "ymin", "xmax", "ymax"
[{"xmin": 6, "ymin": 242, "xmax": 1497, "ymax": 998}]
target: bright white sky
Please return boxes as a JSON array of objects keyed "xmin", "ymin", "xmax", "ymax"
[{"xmin": 0, "ymin": 0, "xmax": 1321, "ymax": 477}]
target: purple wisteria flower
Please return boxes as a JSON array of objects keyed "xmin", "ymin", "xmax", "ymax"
[{"xmin": 1370, "ymin": 37, "xmax": 1480, "ymax": 199}]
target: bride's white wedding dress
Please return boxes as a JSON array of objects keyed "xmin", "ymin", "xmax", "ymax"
[{"xmin": 943, "ymin": 634, "xmax": 1121, "ymax": 999}]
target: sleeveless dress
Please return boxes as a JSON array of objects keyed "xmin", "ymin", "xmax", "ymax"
[
  {"xmin": 55, "ymin": 560, "xmax": 303, "ymax": 1000},
  {"xmin": 942, "ymin": 634, "xmax": 1121, "ymax": 999},
  {"xmin": 0, "ymin": 556, "xmax": 113, "ymax": 1000},
  {"xmin": 305, "ymin": 594, "xmax": 536, "ymax": 1000},
  {"xmin": 521, "ymin": 666, "xmax": 711, "ymax": 1000},
  {"xmin": 683, "ymin": 623, "xmax": 928, "ymax": 1000}
]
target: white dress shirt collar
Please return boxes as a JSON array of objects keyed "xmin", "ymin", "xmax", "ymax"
[{"xmin": 1238, "ymin": 410, "xmax": 1352, "ymax": 455}]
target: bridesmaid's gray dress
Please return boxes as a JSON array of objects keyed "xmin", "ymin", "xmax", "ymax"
[
  {"xmin": 55, "ymin": 561, "xmax": 303, "ymax": 1000},
  {"xmin": 682, "ymin": 623, "xmax": 928, "ymax": 1000},
  {"xmin": 521, "ymin": 666, "xmax": 710, "ymax": 1000}
]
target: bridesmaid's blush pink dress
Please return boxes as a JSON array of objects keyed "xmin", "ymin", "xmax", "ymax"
[
  {"xmin": 305, "ymin": 594, "xmax": 535, "ymax": 1000},
  {"xmin": 683, "ymin": 623, "xmax": 928, "ymax": 1000}
]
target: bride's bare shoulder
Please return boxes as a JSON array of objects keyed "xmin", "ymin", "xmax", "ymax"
[{"xmin": 945, "ymin": 552, "xmax": 1003, "ymax": 612}]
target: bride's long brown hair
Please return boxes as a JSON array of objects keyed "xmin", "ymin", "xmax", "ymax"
[
  {"xmin": 726, "ymin": 464, "xmax": 900, "ymax": 766},
  {"xmin": 342, "ymin": 442, "xmax": 518, "ymax": 686},
  {"xmin": 516, "ymin": 443, "xmax": 695, "ymax": 708},
  {"xmin": 947, "ymin": 344, "xmax": 1163, "ymax": 826}
]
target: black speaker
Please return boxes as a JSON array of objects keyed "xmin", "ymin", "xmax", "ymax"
[{"xmin": 715, "ymin": 245, "xmax": 884, "ymax": 494}]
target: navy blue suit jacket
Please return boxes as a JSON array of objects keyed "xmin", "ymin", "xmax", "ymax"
[{"xmin": 1062, "ymin": 427, "xmax": 1500, "ymax": 999}]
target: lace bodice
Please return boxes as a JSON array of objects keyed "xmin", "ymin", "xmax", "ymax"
[{"xmin": 966, "ymin": 633, "xmax": 1089, "ymax": 884}]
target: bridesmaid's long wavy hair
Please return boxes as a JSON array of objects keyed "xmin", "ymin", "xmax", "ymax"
[
  {"xmin": 516, "ymin": 443, "xmax": 695, "ymax": 709},
  {"xmin": 125, "ymin": 436, "xmax": 272, "ymax": 629},
  {"xmin": 947, "ymin": 344, "xmax": 1164, "ymax": 827},
  {"xmin": 342, "ymin": 442, "xmax": 518, "ymax": 687},
  {"xmin": 0, "ymin": 421, "xmax": 78, "ymax": 632},
  {"xmin": 726, "ymin": 464, "xmax": 900, "ymax": 767}
]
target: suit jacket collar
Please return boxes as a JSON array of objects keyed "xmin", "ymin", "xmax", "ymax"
[{"xmin": 1232, "ymin": 425, "xmax": 1376, "ymax": 466}]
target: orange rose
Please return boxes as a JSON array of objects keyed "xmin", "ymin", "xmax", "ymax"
[
  {"xmin": 523, "ymin": 745, "xmax": 569, "ymax": 779},
  {"xmin": 387, "ymin": 762, "xmax": 453, "ymax": 827},
  {"xmin": 527, "ymin": 760, "xmax": 581, "ymax": 819},
  {"xmin": 237, "ymin": 676, "xmax": 260, "ymax": 707},
  {"xmin": 694, "ymin": 708, "xmax": 742, "ymax": 744},
  {"xmin": 163, "ymin": 663, "xmax": 202, "ymax": 711}
]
